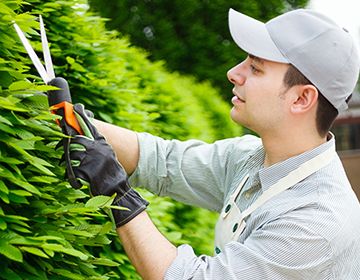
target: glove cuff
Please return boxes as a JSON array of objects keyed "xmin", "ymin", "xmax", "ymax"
[{"xmin": 111, "ymin": 188, "xmax": 149, "ymax": 228}]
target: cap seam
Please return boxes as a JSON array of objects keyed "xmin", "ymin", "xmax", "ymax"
[
  {"xmin": 265, "ymin": 24, "xmax": 290, "ymax": 62},
  {"xmin": 313, "ymin": 34, "xmax": 354, "ymax": 111},
  {"xmin": 327, "ymin": 40, "xmax": 356, "ymax": 110},
  {"xmin": 322, "ymin": 34, "xmax": 354, "ymax": 90}
]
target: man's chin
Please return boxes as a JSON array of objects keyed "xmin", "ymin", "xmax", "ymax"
[
  {"xmin": 230, "ymin": 109, "xmax": 245, "ymax": 126},
  {"xmin": 230, "ymin": 110, "xmax": 256, "ymax": 131}
]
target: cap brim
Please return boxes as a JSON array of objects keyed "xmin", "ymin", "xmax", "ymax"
[{"xmin": 228, "ymin": 8, "xmax": 289, "ymax": 63}]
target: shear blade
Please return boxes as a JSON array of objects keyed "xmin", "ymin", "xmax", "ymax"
[
  {"xmin": 13, "ymin": 21, "xmax": 51, "ymax": 84},
  {"xmin": 39, "ymin": 15, "xmax": 55, "ymax": 81}
]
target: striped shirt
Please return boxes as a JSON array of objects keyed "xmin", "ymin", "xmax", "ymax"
[{"xmin": 129, "ymin": 132, "xmax": 360, "ymax": 279}]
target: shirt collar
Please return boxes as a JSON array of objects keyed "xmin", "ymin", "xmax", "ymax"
[{"xmin": 258, "ymin": 133, "xmax": 336, "ymax": 192}]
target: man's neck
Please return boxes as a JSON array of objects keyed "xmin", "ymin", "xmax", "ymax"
[{"xmin": 261, "ymin": 129, "xmax": 327, "ymax": 167}]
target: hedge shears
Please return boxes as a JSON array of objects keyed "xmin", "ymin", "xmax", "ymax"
[{"xmin": 13, "ymin": 16, "xmax": 84, "ymax": 188}]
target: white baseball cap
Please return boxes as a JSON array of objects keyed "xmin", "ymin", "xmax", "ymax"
[{"xmin": 228, "ymin": 8, "xmax": 360, "ymax": 112}]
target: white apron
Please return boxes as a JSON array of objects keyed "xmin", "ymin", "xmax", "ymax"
[{"xmin": 214, "ymin": 146, "xmax": 336, "ymax": 254}]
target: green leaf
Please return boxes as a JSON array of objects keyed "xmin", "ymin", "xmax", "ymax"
[
  {"xmin": 0, "ymin": 157, "xmax": 23, "ymax": 165},
  {"xmin": 41, "ymin": 244, "xmax": 88, "ymax": 260},
  {"xmin": 32, "ymin": 85, "xmax": 59, "ymax": 92},
  {"xmin": 85, "ymin": 195, "xmax": 114, "ymax": 209},
  {"xmin": 28, "ymin": 175, "xmax": 59, "ymax": 183},
  {"xmin": 8, "ymin": 80, "xmax": 32, "ymax": 91},
  {"xmin": 51, "ymin": 269, "xmax": 84, "ymax": 280},
  {"xmin": 0, "ymin": 2, "xmax": 15, "ymax": 15},
  {"xmin": 91, "ymin": 257, "xmax": 119, "ymax": 267},
  {"xmin": 62, "ymin": 229, "xmax": 94, "ymax": 238},
  {"xmin": 0, "ymin": 180, "xmax": 9, "ymax": 194},
  {"xmin": 20, "ymin": 246, "xmax": 49, "ymax": 259},
  {"xmin": 0, "ymin": 96, "xmax": 27, "ymax": 112},
  {"xmin": 22, "ymin": 260, "xmax": 41, "ymax": 277},
  {"xmin": 0, "ymin": 218, "xmax": 7, "ymax": 230},
  {"xmin": 66, "ymin": 56, "xmax": 75, "ymax": 64},
  {"xmin": 9, "ymin": 223, "xmax": 32, "ymax": 233},
  {"xmin": 43, "ymin": 248, "xmax": 54, "ymax": 257},
  {"xmin": 0, "ymin": 240, "xmax": 23, "ymax": 262},
  {"xmin": 0, "ymin": 122, "xmax": 16, "ymax": 135},
  {"xmin": 9, "ymin": 236, "xmax": 42, "ymax": 247},
  {"xmin": 0, "ymin": 192, "xmax": 9, "ymax": 203},
  {"xmin": 0, "ymin": 268, "xmax": 22, "ymax": 280},
  {"xmin": 10, "ymin": 189, "xmax": 32, "ymax": 196},
  {"xmin": 0, "ymin": 168, "xmax": 41, "ymax": 195},
  {"xmin": 98, "ymin": 221, "xmax": 113, "ymax": 235},
  {"xmin": 29, "ymin": 157, "xmax": 55, "ymax": 176},
  {"xmin": 3, "ymin": 214, "xmax": 29, "ymax": 222},
  {"xmin": 0, "ymin": 115, "xmax": 13, "ymax": 126},
  {"xmin": 98, "ymin": 111, "xmax": 113, "ymax": 123}
]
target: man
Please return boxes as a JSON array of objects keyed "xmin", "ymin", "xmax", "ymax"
[{"xmin": 68, "ymin": 8, "xmax": 360, "ymax": 279}]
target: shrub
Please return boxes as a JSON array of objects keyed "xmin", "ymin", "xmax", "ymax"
[{"xmin": 0, "ymin": 0, "xmax": 241, "ymax": 278}]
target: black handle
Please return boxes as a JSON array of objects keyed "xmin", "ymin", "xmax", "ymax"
[
  {"xmin": 47, "ymin": 77, "xmax": 82, "ymax": 189},
  {"xmin": 48, "ymin": 77, "xmax": 72, "ymax": 106},
  {"xmin": 47, "ymin": 77, "xmax": 82, "ymax": 136}
]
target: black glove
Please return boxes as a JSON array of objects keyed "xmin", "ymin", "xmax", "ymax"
[{"xmin": 68, "ymin": 103, "xmax": 149, "ymax": 227}]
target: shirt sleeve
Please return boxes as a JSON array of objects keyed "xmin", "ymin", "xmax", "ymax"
[
  {"xmin": 129, "ymin": 132, "xmax": 260, "ymax": 212},
  {"xmin": 164, "ymin": 215, "xmax": 332, "ymax": 280}
]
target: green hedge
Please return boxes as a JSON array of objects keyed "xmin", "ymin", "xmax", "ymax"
[{"xmin": 0, "ymin": 0, "xmax": 241, "ymax": 278}]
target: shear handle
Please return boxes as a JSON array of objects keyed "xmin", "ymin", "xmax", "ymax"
[
  {"xmin": 48, "ymin": 77, "xmax": 72, "ymax": 106},
  {"xmin": 48, "ymin": 77, "xmax": 83, "ymax": 136},
  {"xmin": 48, "ymin": 77, "xmax": 84, "ymax": 189}
]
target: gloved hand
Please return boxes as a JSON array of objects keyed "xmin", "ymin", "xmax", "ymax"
[{"xmin": 68, "ymin": 103, "xmax": 149, "ymax": 227}]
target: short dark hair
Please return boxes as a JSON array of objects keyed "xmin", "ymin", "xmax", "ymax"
[{"xmin": 283, "ymin": 65, "xmax": 338, "ymax": 137}]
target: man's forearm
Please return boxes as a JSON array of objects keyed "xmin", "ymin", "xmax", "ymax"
[
  {"xmin": 94, "ymin": 120, "xmax": 177, "ymax": 277},
  {"xmin": 116, "ymin": 211, "xmax": 177, "ymax": 280},
  {"xmin": 94, "ymin": 119, "xmax": 139, "ymax": 175}
]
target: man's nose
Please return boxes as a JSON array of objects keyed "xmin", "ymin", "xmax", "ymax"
[{"xmin": 227, "ymin": 63, "xmax": 246, "ymax": 85}]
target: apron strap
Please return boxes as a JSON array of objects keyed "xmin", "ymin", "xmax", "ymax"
[
  {"xmin": 242, "ymin": 146, "xmax": 336, "ymax": 219},
  {"xmin": 229, "ymin": 174, "xmax": 249, "ymax": 201}
]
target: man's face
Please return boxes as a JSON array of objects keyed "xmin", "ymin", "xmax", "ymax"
[{"xmin": 227, "ymin": 55, "xmax": 290, "ymax": 135}]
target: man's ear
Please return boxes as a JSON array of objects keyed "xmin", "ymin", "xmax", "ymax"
[{"xmin": 290, "ymin": 85, "xmax": 318, "ymax": 114}]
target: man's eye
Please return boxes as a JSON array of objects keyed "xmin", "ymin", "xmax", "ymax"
[{"xmin": 250, "ymin": 64, "xmax": 260, "ymax": 74}]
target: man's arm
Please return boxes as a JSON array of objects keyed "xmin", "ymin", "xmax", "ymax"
[
  {"xmin": 94, "ymin": 119, "xmax": 139, "ymax": 175},
  {"xmin": 116, "ymin": 211, "xmax": 177, "ymax": 280},
  {"xmin": 72, "ymin": 112, "xmax": 176, "ymax": 278}
]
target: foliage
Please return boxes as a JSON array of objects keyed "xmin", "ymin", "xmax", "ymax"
[
  {"xmin": 0, "ymin": 0, "xmax": 239, "ymax": 278},
  {"xmin": 89, "ymin": 0, "xmax": 309, "ymax": 98}
]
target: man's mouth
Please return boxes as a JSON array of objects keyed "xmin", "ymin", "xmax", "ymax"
[{"xmin": 232, "ymin": 89, "xmax": 245, "ymax": 103}]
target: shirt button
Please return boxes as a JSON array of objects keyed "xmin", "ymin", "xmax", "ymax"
[
  {"xmin": 232, "ymin": 223, "xmax": 238, "ymax": 232},
  {"xmin": 225, "ymin": 204, "xmax": 231, "ymax": 213},
  {"xmin": 215, "ymin": 247, "xmax": 221, "ymax": 254}
]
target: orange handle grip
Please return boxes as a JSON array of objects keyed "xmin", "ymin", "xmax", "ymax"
[{"xmin": 50, "ymin": 101, "xmax": 84, "ymax": 135}]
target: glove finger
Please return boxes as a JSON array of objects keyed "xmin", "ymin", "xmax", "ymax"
[
  {"xmin": 69, "ymin": 149, "xmax": 87, "ymax": 162},
  {"xmin": 70, "ymin": 134, "xmax": 94, "ymax": 147},
  {"xmin": 71, "ymin": 159, "xmax": 81, "ymax": 167},
  {"xmin": 69, "ymin": 136, "xmax": 90, "ymax": 162},
  {"xmin": 61, "ymin": 137, "xmax": 82, "ymax": 189},
  {"xmin": 73, "ymin": 103, "xmax": 103, "ymax": 140},
  {"xmin": 68, "ymin": 135, "xmax": 96, "ymax": 187},
  {"xmin": 85, "ymin": 109, "xmax": 94, "ymax": 118},
  {"xmin": 71, "ymin": 165, "xmax": 91, "ymax": 187},
  {"xmin": 69, "ymin": 143, "xmax": 86, "ymax": 152}
]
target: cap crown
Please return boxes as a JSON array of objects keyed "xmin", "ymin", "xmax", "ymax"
[{"xmin": 266, "ymin": 9, "xmax": 359, "ymax": 112}]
